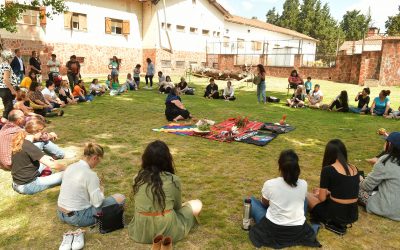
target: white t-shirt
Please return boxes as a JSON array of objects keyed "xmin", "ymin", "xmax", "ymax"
[
  {"xmin": 310, "ymin": 89, "xmax": 323, "ymax": 103},
  {"xmin": 262, "ymin": 177, "xmax": 307, "ymax": 226},
  {"xmin": 47, "ymin": 59, "xmax": 60, "ymax": 73},
  {"xmin": 41, "ymin": 87, "xmax": 57, "ymax": 100}
]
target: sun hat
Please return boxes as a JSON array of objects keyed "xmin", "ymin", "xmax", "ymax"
[{"xmin": 386, "ymin": 132, "xmax": 400, "ymax": 149}]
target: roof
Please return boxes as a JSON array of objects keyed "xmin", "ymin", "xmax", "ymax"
[
  {"xmin": 225, "ymin": 15, "xmax": 318, "ymax": 42},
  {"xmin": 207, "ymin": 0, "xmax": 232, "ymax": 17},
  {"xmin": 339, "ymin": 35, "xmax": 385, "ymax": 52}
]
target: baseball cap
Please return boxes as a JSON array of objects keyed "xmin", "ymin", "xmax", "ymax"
[{"xmin": 386, "ymin": 132, "xmax": 400, "ymax": 149}]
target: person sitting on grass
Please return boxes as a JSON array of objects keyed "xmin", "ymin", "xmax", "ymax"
[
  {"xmin": 110, "ymin": 77, "xmax": 129, "ymax": 96},
  {"xmin": 307, "ymin": 139, "xmax": 359, "ymax": 234},
  {"xmin": 128, "ymin": 140, "xmax": 202, "ymax": 244},
  {"xmin": 57, "ymin": 143, "xmax": 126, "ymax": 227},
  {"xmin": 288, "ymin": 70, "xmax": 304, "ymax": 90},
  {"xmin": 0, "ymin": 110, "xmax": 24, "ymax": 170},
  {"xmin": 307, "ymin": 84, "xmax": 323, "ymax": 109},
  {"xmin": 248, "ymin": 150, "xmax": 321, "ymax": 249},
  {"xmin": 159, "ymin": 75, "xmax": 174, "ymax": 94},
  {"xmin": 25, "ymin": 118, "xmax": 65, "ymax": 160},
  {"xmin": 176, "ymin": 77, "xmax": 194, "ymax": 95},
  {"xmin": 28, "ymin": 82, "xmax": 63, "ymax": 117},
  {"xmin": 126, "ymin": 73, "xmax": 136, "ymax": 91},
  {"xmin": 386, "ymin": 106, "xmax": 400, "ymax": 119},
  {"xmin": 90, "ymin": 78, "xmax": 106, "ymax": 96},
  {"xmin": 19, "ymin": 70, "xmax": 37, "ymax": 90},
  {"xmin": 358, "ymin": 132, "xmax": 400, "ymax": 221},
  {"xmin": 165, "ymin": 87, "xmax": 192, "ymax": 122},
  {"xmin": 42, "ymin": 80, "xmax": 66, "ymax": 108},
  {"xmin": 133, "ymin": 64, "xmax": 141, "ymax": 89},
  {"xmin": 58, "ymin": 80, "xmax": 77, "ymax": 105},
  {"xmin": 10, "ymin": 129, "xmax": 65, "ymax": 195},
  {"xmin": 222, "ymin": 80, "xmax": 235, "ymax": 101},
  {"xmin": 204, "ymin": 78, "xmax": 219, "ymax": 99},
  {"xmin": 73, "ymin": 80, "xmax": 94, "ymax": 102},
  {"xmin": 328, "ymin": 90, "xmax": 349, "ymax": 112},
  {"xmin": 286, "ymin": 85, "xmax": 305, "ymax": 108},
  {"xmin": 349, "ymin": 87, "xmax": 370, "ymax": 114},
  {"xmin": 105, "ymin": 74, "xmax": 112, "ymax": 90},
  {"xmin": 14, "ymin": 90, "xmax": 44, "ymax": 120},
  {"xmin": 304, "ymin": 77, "xmax": 312, "ymax": 95},
  {"xmin": 370, "ymin": 90, "xmax": 391, "ymax": 117}
]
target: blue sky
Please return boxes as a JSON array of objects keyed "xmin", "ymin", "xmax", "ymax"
[{"xmin": 217, "ymin": 0, "xmax": 399, "ymax": 32}]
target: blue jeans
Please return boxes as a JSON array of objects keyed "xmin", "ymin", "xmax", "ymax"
[
  {"xmin": 349, "ymin": 107, "xmax": 363, "ymax": 113},
  {"xmin": 12, "ymin": 164, "xmax": 63, "ymax": 195},
  {"xmin": 57, "ymin": 196, "xmax": 125, "ymax": 227},
  {"xmin": 34, "ymin": 141, "xmax": 65, "ymax": 159},
  {"xmin": 249, "ymin": 196, "xmax": 308, "ymax": 224},
  {"xmin": 257, "ymin": 81, "xmax": 266, "ymax": 103},
  {"xmin": 16, "ymin": 71, "xmax": 24, "ymax": 84}
]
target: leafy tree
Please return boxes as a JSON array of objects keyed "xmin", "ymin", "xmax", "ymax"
[
  {"xmin": 385, "ymin": 6, "xmax": 400, "ymax": 35},
  {"xmin": 276, "ymin": 0, "xmax": 300, "ymax": 30},
  {"xmin": 340, "ymin": 10, "xmax": 371, "ymax": 40},
  {"xmin": 0, "ymin": 0, "xmax": 67, "ymax": 33},
  {"xmin": 297, "ymin": 0, "xmax": 316, "ymax": 36},
  {"xmin": 266, "ymin": 7, "xmax": 279, "ymax": 25}
]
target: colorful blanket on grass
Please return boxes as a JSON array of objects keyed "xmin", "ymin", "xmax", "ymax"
[{"xmin": 152, "ymin": 118, "xmax": 279, "ymax": 146}]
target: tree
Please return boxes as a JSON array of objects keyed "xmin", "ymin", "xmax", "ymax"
[
  {"xmin": 340, "ymin": 10, "xmax": 371, "ymax": 40},
  {"xmin": 276, "ymin": 0, "xmax": 300, "ymax": 30},
  {"xmin": 297, "ymin": 0, "xmax": 316, "ymax": 36},
  {"xmin": 266, "ymin": 7, "xmax": 279, "ymax": 25},
  {"xmin": 0, "ymin": 0, "xmax": 67, "ymax": 33},
  {"xmin": 385, "ymin": 6, "xmax": 400, "ymax": 35}
]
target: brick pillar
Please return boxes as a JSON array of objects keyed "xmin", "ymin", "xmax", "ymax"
[
  {"xmin": 379, "ymin": 39, "xmax": 400, "ymax": 86},
  {"xmin": 294, "ymin": 54, "xmax": 302, "ymax": 68},
  {"xmin": 358, "ymin": 53, "xmax": 368, "ymax": 86}
]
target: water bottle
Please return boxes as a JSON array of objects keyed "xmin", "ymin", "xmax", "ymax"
[{"xmin": 242, "ymin": 198, "xmax": 251, "ymax": 230}]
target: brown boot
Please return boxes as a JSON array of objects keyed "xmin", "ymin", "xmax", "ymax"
[
  {"xmin": 151, "ymin": 235, "xmax": 164, "ymax": 250},
  {"xmin": 160, "ymin": 236, "xmax": 172, "ymax": 250}
]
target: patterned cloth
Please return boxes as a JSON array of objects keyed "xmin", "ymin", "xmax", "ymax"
[
  {"xmin": 0, "ymin": 122, "xmax": 22, "ymax": 170},
  {"xmin": 28, "ymin": 90, "xmax": 46, "ymax": 104},
  {"xmin": 0, "ymin": 63, "xmax": 18, "ymax": 88}
]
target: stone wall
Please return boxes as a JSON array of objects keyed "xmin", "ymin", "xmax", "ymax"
[
  {"xmin": 358, "ymin": 51, "xmax": 381, "ymax": 85},
  {"xmin": 379, "ymin": 39, "xmax": 400, "ymax": 86}
]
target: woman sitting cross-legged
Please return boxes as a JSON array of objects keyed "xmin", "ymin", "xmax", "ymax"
[
  {"xmin": 57, "ymin": 143, "xmax": 125, "ymax": 227},
  {"xmin": 204, "ymin": 78, "xmax": 219, "ymax": 99},
  {"xmin": 73, "ymin": 80, "xmax": 94, "ymax": 102},
  {"xmin": 307, "ymin": 139, "xmax": 359, "ymax": 234},
  {"xmin": 28, "ymin": 81, "xmax": 63, "ymax": 117},
  {"xmin": 307, "ymin": 84, "xmax": 323, "ymax": 109},
  {"xmin": 128, "ymin": 140, "xmax": 202, "ymax": 244},
  {"xmin": 349, "ymin": 87, "xmax": 370, "ymax": 114},
  {"xmin": 358, "ymin": 132, "xmax": 400, "ymax": 221},
  {"xmin": 58, "ymin": 80, "xmax": 77, "ymax": 105},
  {"xmin": 248, "ymin": 149, "xmax": 321, "ymax": 249},
  {"xmin": 11, "ymin": 129, "xmax": 66, "ymax": 195},
  {"xmin": 90, "ymin": 78, "xmax": 106, "ymax": 96},
  {"xmin": 159, "ymin": 75, "xmax": 174, "ymax": 94},
  {"xmin": 286, "ymin": 85, "xmax": 305, "ymax": 108},
  {"xmin": 165, "ymin": 88, "xmax": 193, "ymax": 122},
  {"xmin": 328, "ymin": 90, "xmax": 349, "ymax": 112},
  {"xmin": 370, "ymin": 90, "xmax": 391, "ymax": 117},
  {"xmin": 222, "ymin": 80, "xmax": 235, "ymax": 101}
]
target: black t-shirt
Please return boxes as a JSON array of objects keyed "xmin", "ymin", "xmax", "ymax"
[
  {"xmin": 178, "ymin": 81, "xmax": 188, "ymax": 90},
  {"xmin": 206, "ymin": 83, "xmax": 218, "ymax": 93},
  {"xmin": 357, "ymin": 95, "xmax": 370, "ymax": 109},
  {"xmin": 11, "ymin": 140, "xmax": 44, "ymax": 185},
  {"xmin": 320, "ymin": 165, "xmax": 359, "ymax": 200},
  {"xmin": 29, "ymin": 57, "xmax": 41, "ymax": 72}
]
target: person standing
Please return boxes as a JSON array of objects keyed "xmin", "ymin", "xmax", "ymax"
[
  {"xmin": 0, "ymin": 49, "xmax": 19, "ymax": 123},
  {"xmin": 47, "ymin": 54, "xmax": 60, "ymax": 81},
  {"xmin": 66, "ymin": 55, "xmax": 81, "ymax": 90},
  {"xmin": 145, "ymin": 58, "xmax": 154, "ymax": 89},
  {"xmin": 29, "ymin": 51, "xmax": 41, "ymax": 82},
  {"xmin": 10, "ymin": 49, "xmax": 25, "ymax": 83},
  {"xmin": 133, "ymin": 64, "xmax": 141, "ymax": 89},
  {"xmin": 108, "ymin": 56, "xmax": 120, "ymax": 83},
  {"xmin": 256, "ymin": 64, "xmax": 266, "ymax": 104}
]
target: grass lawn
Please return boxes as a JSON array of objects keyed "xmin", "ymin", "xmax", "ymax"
[{"xmin": 0, "ymin": 76, "xmax": 399, "ymax": 249}]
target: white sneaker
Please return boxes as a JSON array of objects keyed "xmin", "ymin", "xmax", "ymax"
[
  {"xmin": 59, "ymin": 232, "xmax": 74, "ymax": 250},
  {"xmin": 71, "ymin": 229, "xmax": 85, "ymax": 250}
]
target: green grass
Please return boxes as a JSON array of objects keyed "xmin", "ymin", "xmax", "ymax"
[{"xmin": 0, "ymin": 76, "xmax": 400, "ymax": 249}]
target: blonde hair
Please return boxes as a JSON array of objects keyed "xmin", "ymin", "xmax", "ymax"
[
  {"xmin": 25, "ymin": 119, "xmax": 45, "ymax": 135},
  {"xmin": 84, "ymin": 143, "xmax": 104, "ymax": 158},
  {"xmin": 12, "ymin": 130, "xmax": 27, "ymax": 154}
]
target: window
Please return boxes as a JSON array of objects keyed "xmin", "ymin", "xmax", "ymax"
[
  {"xmin": 213, "ymin": 31, "xmax": 220, "ymax": 37},
  {"xmin": 252, "ymin": 41, "xmax": 262, "ymax": 51},
  {"xmin": 237, "ymin": 39, "xmax": 245, "ymax": 49},
  {"xmin": 202, "ymin": 29, "xmax": 210, "ymax": 36},
  {"xmin": 19, "ymin": 8, "xmax": 40, "ymax": 26},
  {"xmin": 176, "ymin": 61, "xmax": 185, "ymax": 68},
  {"xmin": 176, "ymin": 25, "xmax": 185, "ymax": 32},
  {"xmin": 223, "ymin": 36, "xmax": 230, "ymax": 47},
  {"xmin": 190, "ymin": 27, "xmax": 197, "ymax": 34},
  {"xmin": 161, "ymin": 22, "xmax": 171, "ymax": 30},
  {"xmin": 161, "ymin": 60, "xmax": 172, "ymax": 68},
  {"xmin": 105, "ymin": 18, "xmax": 130, "ymax": 35},
  {"xmin": 64, "ymin": 12, "xmax": 87, "ymax": 31}
]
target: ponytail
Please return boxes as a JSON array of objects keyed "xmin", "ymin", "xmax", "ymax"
[
  {"xmin": 12, "ymin": 130, "xmax": 27, "ymax": 154},
  {"xmin": 84, "ymin": 142, "xmax": 104, "ymax": 158}
]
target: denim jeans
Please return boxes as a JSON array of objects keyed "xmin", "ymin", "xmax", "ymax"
[
  {"xmin": 57, "ymin": 195, "xmax": 125, "ymax": 227},
  {"xmin": 12, "ymin": 164, "xmax": 63, "ymax": 195},
  {"xmin": 349, "ymin": 107, "xmax": 362, "ymax": 113},
  {"xmin": 249, "ymin": 196, "xmax": 308, "ymax": 224},
  {"xmin": 257, "ymin": 81, "xmax": 266, "ymax": 103},
  {"xmin": 34, "ymin": 141, "xmax": 65, "ymax": 159}
]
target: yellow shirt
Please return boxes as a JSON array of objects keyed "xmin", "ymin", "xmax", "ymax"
[{"xmin": 20, "ymin": 77, "xmax": 32, "ymax": 89}]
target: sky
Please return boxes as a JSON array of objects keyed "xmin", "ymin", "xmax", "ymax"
[{"xmin": 216, "ymin": 0, "xmax": 399, "ymax": 32}]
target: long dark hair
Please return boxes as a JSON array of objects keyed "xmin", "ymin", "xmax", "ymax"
[
  {"xmin": 383, "ymin": 143, "xmax": 400, "ymax": 165},
  {"xmin": 257, "ymin": 64, "xmax": 265, "ymax": 74},
  {"xmin": 29, "ymin": 81, "xmax": 40, "ymax": 92},
  {"xmin": 339, "ymin": 90, "xmax": 348, "ymax": 108},
  {"xmin": 322, "ymin": 139, "xmax": 351, "ymax": 175},
  {"xmin": 132, "ymin": 140, "xmax": 175, "ymax": 212},
  {"xmin": 290, "ymin": 69, "xmax": 298, "ymax": 77},
  {"xmin": 278, "ymin": 150, "xmax": 300, "ymax": 187}
]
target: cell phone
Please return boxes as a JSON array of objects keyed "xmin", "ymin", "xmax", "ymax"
[{"xmin": 359, "ymin": 170, "xmax": 365, "ymax": 178}]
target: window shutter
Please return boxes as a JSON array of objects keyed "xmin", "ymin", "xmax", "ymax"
[
  {"xmin": 39, "ymin": 7, "xmax": 47, "ymax": 26},
  {"xmin": 64, "ymin": 12, "xmax": 72, "ymax": 29},
  {"xmin": 122, "ymin": 20, "xmax": 130, "ymax": 35},
  {"xmin": 79, "ymin": 14, "xmax": 87, "ymax": 31},
  {"xmin": 105, "ymin": 18, "xmax": 112, "ymax": 34}
]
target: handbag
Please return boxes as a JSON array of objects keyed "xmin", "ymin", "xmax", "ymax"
[
  {"xmin": 95, "ymin": 204, "xmax": 125, "ymax": 234},
  {"xmin": 252, "ymin": 76, "xmax": 261, "ymax": 85}
]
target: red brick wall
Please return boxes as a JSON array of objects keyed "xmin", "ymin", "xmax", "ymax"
[
  {"xmin": 358, "ymin": 51, "xmax": 381, "ymax": 84},
  {"xmin": 379, "ymin": 39, "xmax": 400, "ymax": 86}
]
